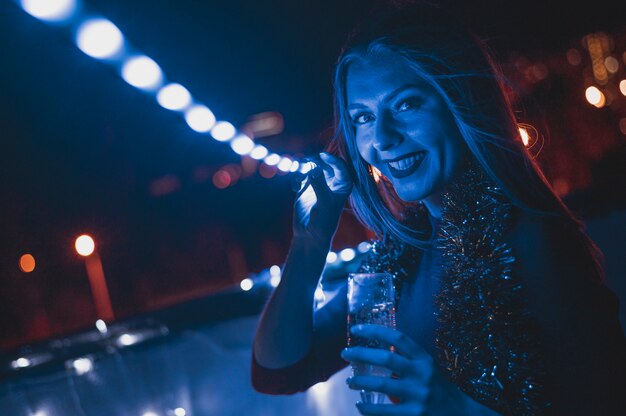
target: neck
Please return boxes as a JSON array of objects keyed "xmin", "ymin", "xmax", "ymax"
[{"xmin": 422, "ymin": 194, "xmax": 443, "ymax": 220}]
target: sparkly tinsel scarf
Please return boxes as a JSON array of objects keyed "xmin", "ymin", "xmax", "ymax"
[{"xmin": 358, "ymin": 168, "xmax": 550, "ymax": 415}]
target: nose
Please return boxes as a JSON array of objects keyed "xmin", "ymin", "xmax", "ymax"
[{"xmin": 372, "ymin": 112, "xmax": 403, "ymax": 152}]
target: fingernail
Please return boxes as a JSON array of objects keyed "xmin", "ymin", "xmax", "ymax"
[
  {"xmin": 351, "ymin": 324, "xmax": 363, "ymax": 333},
  {"xmin": 319, "ymin": 152, "xmax": 329, "ymax": 160}
]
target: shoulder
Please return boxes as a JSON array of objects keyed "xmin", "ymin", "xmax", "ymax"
[{"xmin": 505, "ymin": 209, "xmax": 595, "ymax": 280}]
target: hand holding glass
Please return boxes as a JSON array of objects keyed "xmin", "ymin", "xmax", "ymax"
[{"xmin": 347, "ymin": 272, "xmax": 396, "ymax": 404}]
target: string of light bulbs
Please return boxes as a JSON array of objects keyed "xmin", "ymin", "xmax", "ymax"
[{"xmin": 16, "ymin": 0, "xmax": 314, "ymax": 176}]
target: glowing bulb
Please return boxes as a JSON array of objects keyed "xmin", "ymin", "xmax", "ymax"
[
  {"xmin": 174, "ymin": 409, "xmax": 186, "ymax": 416},
  {"xmin": 269, "ymin": 265, "xmax": 281, "ymax": 276},
  {"xmin": 250, "ymin": 145, "xmax": 268, "ymax": 160},
  {"xmin": 185, "ymin": 105, "xmax": 216, "ymax": 133},
  {"xmin": 326, "ymin": 251, "xmax": 338, "ymax": 263},
  {"xmin": 95, "ymin": 319, "xmax": 108, "ymax": 334},
  {"xmin": 357, "ymin": 242, "xmax": 371, "ymax": 253},
  {"xmin": 605, "ymin": 56, "xmax": 619, "ymax": 74},
  {"xmin": 585, "ymin": 86, "xmax": 605, "ymax": 108},
  {"xmin": 142, "ymin": 412, "xmax": 158, "ymax": 416},
  {"xmin": 314, "ymin": 286, "xmax": 325, "ymax": 302},
  {"xmin": 12, "ymin": 357, "xmax": 31, "ymax": 368},
  {"xmin": 76, "ymin": 19, "xmax": 123, "ymax": 59},
  {"xmin": 230, "ymin": 134, "xmax": 254, "ymax": 155},
  {"xmin": 277, "ymin": 158, "xmax": 293, "ymax": 172},
  {"xmin": 269, "ymin": 275, "xmax": 281, "ymax": 287},
  {"xmin": 299, "ymin": 162, "xmax": 314, "ymax": 174},
  {"xmin": 19, "ymin": 254, "xmax": 36, "ymax": 273},
  {"xmin": 121, "ymin": 56, "xmax": 162, "ymax": 90},
  {"xmin": 240, "ymin": 278, "xmax": 253, "ymax": 291},
  {"xmin": 339, "ymin": 248, "xmax": 356, "ymax": 262},
  {"xmin": 157, "ymin": 83, "xmax": 191, "ymax": 111},
  {"xmin": 264, "ymin": 153, "xmax": 280, "ymax": 166},
  {"xmin": 211, "ymin": 121, "xmax": 236, "ymax": 142},
  {"xmin": 289, "ymin": 161, "xmax": 300, "ymax": 172},
  {"xmin": 72, "ymin": 358, "xmax": 93, "ymax": 375},
  {"xmin": 75, "ymin": 235, "xmax": 95, "ymax": 256},
  {"xmin": 118, "ymin": 333, "xmax": 140, "ymax": 346},
  {"xmin": 21, "ymin": 0, "xmax": 75, "ymax": 21},
  {"xmin": 519, "ymin": 127, "xmax": 530, "ymax": 146}
]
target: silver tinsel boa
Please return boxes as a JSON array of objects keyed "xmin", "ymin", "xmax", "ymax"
[{"xmin": 358, "ymin": 167, "xmax": 550, "ymax": 414}]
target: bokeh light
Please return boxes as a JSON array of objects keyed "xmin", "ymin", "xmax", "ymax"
[
  {"xmin": 211, "ymin": 121, "xmax": 236, "ymax": 142},
  {"xmin": 185, "ymin": 105, "xmax": 216, "ymax": 133},
  {"xmin": 212, "ymin": 170, "xmax": 231, "ymax": 189},
  {"xmin": 240, "ymin": 278, "xmax": 253, "ymax": 291},
  {"xmin": 277, "ymin": 157, "xmax": 293, "ymax": 172},
  {"xmin": 619, "ymin": 80, "xmax": 626, "ymax": 97},
  {"xmin": 157, "ymin": 83, "xmax": 191, "ymax": 111},
  {"xmin": 585, "ymin": 86, "xmax": 605, "ymax": 108},
  {"xmin": 21, "ymin": 0, "xmax": 76, "ymax": 22},
  {"xmin": 519, "ymin": 127, "xmax": 530, "ymax": 146},
  {"xmin": 75, "ymin": 235, "xmax": 95, "ymax": 257},
  {"xmin": 76, "ymin": 19, "xmax": 124, "ymax": 59},
  {"xmin": 604, "ymin": 56, "xmax": 619, "ymax": 73},
  {"xmin": 357, "ymin": 241, "xmax": 372, "ymax": 253},
  {"xmin": 121, "ymin": 56, "xmax": 162, "ymax": 90},
  {"xmin": 326, "ymin": 251, "xmax": 338, "ymax": 263},
  {"xmin": 174, "ymin": 408, "xmax": 186, "ymax": 416},
  {"xmin": 264, "ymin": 153, "xmax": 280, "ymax": 166},
  {"xmin": 19, "ymin": 254, "xmax": 36, "ymax": 273},
  {"xmin": 72, "ymin": 357, "xmax": 93, "ymax": 375},
  {"xmin": 249, "ymin": 145, "xmax": 269, "ymax": 160},
  {"xmin": 230, "ymin": 134, "xmax": 254, "ymax": 155},
  {"xmin": 339, "ymin": 248, "xmax": 356, "ymax": 262}
]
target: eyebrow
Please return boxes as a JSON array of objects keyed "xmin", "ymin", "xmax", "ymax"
[{"xmin": 347, "ymin": 83, "xmax": 423, "ymax": 110}]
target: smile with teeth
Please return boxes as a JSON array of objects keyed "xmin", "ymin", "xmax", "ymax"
[{"xmin": 386, "ymin": 152, "xmax": 425, "ymax": 171}]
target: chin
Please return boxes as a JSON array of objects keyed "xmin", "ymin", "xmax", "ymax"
[{"xmin": 394, "ymin": 187, "xmax": 430, "ymax": 203}]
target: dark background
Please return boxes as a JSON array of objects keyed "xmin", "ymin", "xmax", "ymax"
[{"xmin": 1, "ymin": 0, "xmax": 625, "ymax": 349}]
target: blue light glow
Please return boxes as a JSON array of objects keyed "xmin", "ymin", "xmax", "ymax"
[
  {"xmin": 76, "ymin": 19, "xmax": 124, "ymax": 59},
  {"xmin": 211, "ymin": 121, "xmax": 236, "ymax": 142},
  {"xmin": 157, "ymin": 83, "xmax": 191, "ymax": 111},
  {"xmin": 249, "ymin": 145, "xmax": 269, "ymax": 160},
  {"xmin": 277, "ymin": 157, "xmax": 293, "ymax": 172},
  {"xmin": 121, "ymin": 56, "xmax": 162, "ymax": 90},
  {"xmin": 230, "ymin": 134, "xmax": 254, "ymax": 155},
  {"xmin": 21, "ymin": 0, "xmax": 76, "ymax": 22},
  {"xmin": 339, "ymin": 248, "xmax": 356, "ymax": 262},
  {"xmin": 184, "ymin": 105, "xmax": 215, "ymax": 133},
  {"xmin": 264, "ymin": 153, "xmax": 280, "ymax": 166}
]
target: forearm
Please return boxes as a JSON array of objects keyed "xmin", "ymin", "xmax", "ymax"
[{"xmin": 253, "ymin": 236, "xmax": 331, "ymax": 368}]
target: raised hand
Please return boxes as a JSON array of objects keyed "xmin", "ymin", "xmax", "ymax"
[
  {"xmin": 341, "ymin": 324, "xmax": 435, "ymax": 416},
  {"xmin": 293, "ymin": 152, "xmax": 353, "ymax": 244}
]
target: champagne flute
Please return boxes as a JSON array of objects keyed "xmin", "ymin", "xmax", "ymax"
[{"xmin": 347, "ymin": 272, "xmax": 396, "ymax": 404}]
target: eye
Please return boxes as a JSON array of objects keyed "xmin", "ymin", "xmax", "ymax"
[
  {"xmin": 351, "ymin": 112, "xmax": 374, "ymax": 125},
  {"xmin": 396, "ymin": 98, "xmax": 422, "ymax": 113}
]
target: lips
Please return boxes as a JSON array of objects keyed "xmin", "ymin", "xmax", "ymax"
[{"xmin": 384, "ymin": 152, "xmax": 425, "ymax": 178}]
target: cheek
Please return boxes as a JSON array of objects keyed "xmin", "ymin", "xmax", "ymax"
[{"xmin": 355, "ymin": 135, "xmax": 374, "ymax": 164}]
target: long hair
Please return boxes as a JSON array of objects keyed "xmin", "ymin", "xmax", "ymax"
[{"xmin": 330, "ymin": 3, "xmax": 604, "ymax": 277}]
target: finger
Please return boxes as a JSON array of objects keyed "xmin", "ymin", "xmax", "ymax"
[
  {"xmin": 320, "ymin": 152, "xmax": 352, "ymax": 184},
  {"xmin": 351, "ymin": 325, "xmax": 430, "ymax": 361},
  {"xmin": 347, "ymin": 375, "xmax": 428, "ymax": 401},
  {"xmin": 356, "ymin": 402, "xmax": 425, "ymax": 416},
  {"xmin": 341, "ymin": 347, "xmax": 412, "ymax": 376},
  {"xmin": 307, "ymin": 166, "xmax": 332, "ymax": 203}
]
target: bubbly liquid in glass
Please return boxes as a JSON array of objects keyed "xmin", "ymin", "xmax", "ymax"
[{"xmin": 347, "ymin": 300, "xmax": 396, "ymax": 404}]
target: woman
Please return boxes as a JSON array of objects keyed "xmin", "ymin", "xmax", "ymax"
[{"xmin": 251, "ymin": 4, "xmax": 626, "ymax": 415}]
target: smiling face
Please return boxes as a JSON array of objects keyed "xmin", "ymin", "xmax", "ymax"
[{"xmin": 346, "ymin": 51, "xmax": 468, "ymax": 215}]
